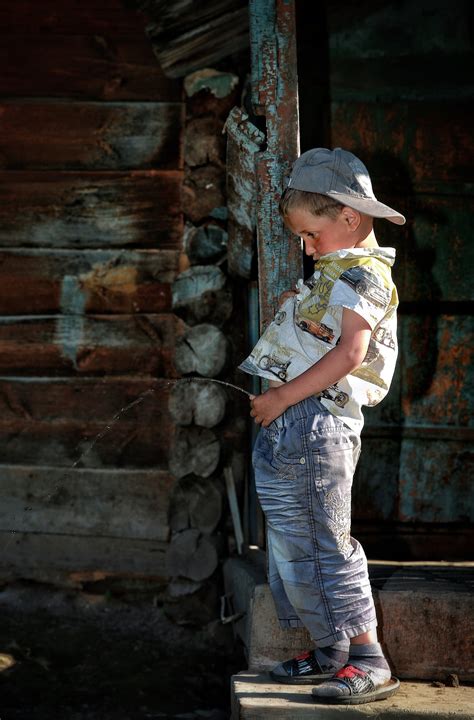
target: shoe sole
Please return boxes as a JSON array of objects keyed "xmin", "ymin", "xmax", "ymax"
[
  {"xmin": 270, "ymin": 670, "xmax": 334, "ymax": 685},
  {"xmin": 312, "ymin": 677, "xmax": 400, "ymax": 704}
]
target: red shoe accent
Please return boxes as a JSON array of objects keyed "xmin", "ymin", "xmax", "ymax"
[
  {"xmin": 295, "ymin": 651, "xmax": 311, "ymax": 661},
  {"xmin": 335, "ymin": 665, "xmax": 366, "ymax": 679}
]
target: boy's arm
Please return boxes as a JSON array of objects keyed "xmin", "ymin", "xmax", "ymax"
[{"xmin": 250, "ymin": 308, "xmax": 372, "ymax": 427}]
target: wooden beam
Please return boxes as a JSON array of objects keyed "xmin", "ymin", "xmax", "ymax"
[
  {"xmin": 0, "ymin": 101, "xmax": 184, "ymax": 170},
  {"xmin": 225, "ymin": 107, "xmax": 266, "ymax": 278},
  {"xmin": 0, "ymin": 314, "xmax": 185, "ymax": 375},
  {"xmin": 135, "ymin": 0, "xmax": 249, "ymax": 78},
  {"xmin": 0, "ymin": 171, "xmax": 183, "ymax": 249},
  {"xmin": 0, "ymin": 35, "xmax": 180, "ymax": 101},
  {"xmin": 249, "ymin": 0, "xmax": 302, "ymax": 328},
  {"xmin": 0, "ymin": 465, "xmax": 174, "ymax": 542},
  {"xmin": 0, "ymin": 376, "xmax": 177, "ymax": 468},
  {"xmin": 0, "ymin": 530, "xmax": 168, "ymax": 582},
  {"xmin": 0, "ymin": 248, "xmax": 180, "ymax": 314},
  {"xmin": 0, "ymin": 0, "xmax": 151, "ymax": 36}
]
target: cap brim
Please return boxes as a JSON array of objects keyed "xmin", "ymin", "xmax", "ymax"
[{"xmin": 327, "ymin": 191, "xmax": 406, "ymax": 225}]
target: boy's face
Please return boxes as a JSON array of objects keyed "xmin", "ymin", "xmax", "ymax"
[{"xmin": 284, "ymin": 207, "xmax": 358, "ymax": 260}]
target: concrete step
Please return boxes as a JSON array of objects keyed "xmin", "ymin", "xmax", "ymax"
[
  {"xmin": 224, "ymin": 553, "xmax": 474, "ymax": 682},
  {"xmin": 232, "ymin": 672, "xmax": 474, "ymax": 720}
]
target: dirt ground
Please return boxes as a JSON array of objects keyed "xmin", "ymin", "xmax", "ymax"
[{"xmin": 0, "ymin": 582, "xmax": 245, "ymax": 720}]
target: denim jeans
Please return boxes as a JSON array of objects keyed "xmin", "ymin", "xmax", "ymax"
[{"xmin": 252, "ymin": 395, "xmax": 377, "ymax": 647}]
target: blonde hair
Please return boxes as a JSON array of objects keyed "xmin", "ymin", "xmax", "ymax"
[{"xmin": 279, "ymin": 188, "xmax": 344, "ymax": 220}]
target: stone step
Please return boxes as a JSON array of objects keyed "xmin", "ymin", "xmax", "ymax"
[
  {"xmin": 223, "ymin": 553, "xmax": 474, "ymax": 682},
  {"xmin": 232, "ymin": 672, "xmax": 474, "ymax": 720}
]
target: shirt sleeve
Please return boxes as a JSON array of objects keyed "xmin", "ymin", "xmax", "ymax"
[{"xmin": 327, "ymin": 265, "xmax": 393, "ymax": 330}]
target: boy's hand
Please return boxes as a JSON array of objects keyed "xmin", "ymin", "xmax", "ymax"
[{"xmin": 249, "ymin": 388, "xmax": 289, "ymax": 427}]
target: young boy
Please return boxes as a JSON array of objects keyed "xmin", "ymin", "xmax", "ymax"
[{"xmin": 239, "ymin": 147, "xmax": 405, "ymax": 705}]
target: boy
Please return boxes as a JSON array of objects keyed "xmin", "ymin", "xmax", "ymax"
[{"xmin": 239, "ymin": 147, "xmax": 405, "ymax": 705}]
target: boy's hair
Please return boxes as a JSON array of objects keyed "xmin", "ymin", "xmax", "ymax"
[{"xmin": 279, "ymin": 188, "xmax": 344, "ymax": 221}]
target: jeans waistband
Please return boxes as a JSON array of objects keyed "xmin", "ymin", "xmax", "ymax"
[{"xmin": 273, "ymin": 394, "xmax": 324, "ymax": 428}]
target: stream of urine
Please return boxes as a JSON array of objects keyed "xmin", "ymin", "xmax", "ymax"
[{"xmin": 3, "ymin": 378, "xmax": 252, "ymax": 550}]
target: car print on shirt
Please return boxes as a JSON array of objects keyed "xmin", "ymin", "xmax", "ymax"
[
  {"xmin": 258, "ymin": 355, "xmax": 291, "ymax": 381},
  {"xmin": 339, "ymin": 267, "xmax": 390, "ymax": 308},
  {"xmin": 373, "ymin": 326, "xmax": 396, "ymax": 349},
  {"xmin": 362, "ymin": 339, "xmax": 380, "ymax": 365},
  {"xmin": 320, "ymin": 383, "xmax": 349, "ymax": 408},
  {"xmin": 296, "ymin": 318, "xmax": 335, "ymax": 344}
]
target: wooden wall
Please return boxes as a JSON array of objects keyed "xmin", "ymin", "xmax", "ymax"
[{"xmin": 0, "ymin": 0, "xmax": 185, "ymax": 583}]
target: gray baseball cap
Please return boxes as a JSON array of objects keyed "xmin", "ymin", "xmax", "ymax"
[{"xmin": 286, "ymin": 147, "xmax": 406, "ymax": 225}]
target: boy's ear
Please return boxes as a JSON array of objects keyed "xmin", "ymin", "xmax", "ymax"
[{"xmin": 342, "ymin": 206, "xmax": 361, "ymax": 230}]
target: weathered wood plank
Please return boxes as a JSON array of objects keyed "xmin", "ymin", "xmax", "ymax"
[
  {"xmin": 0, "ymin": 531, "xmax": 168, "ymax": 582},
  {"xmin": 250, "ymin": 0, "xmax": 302, "ymax": 327},
  {"xmin": 0, "ymin": 465, "xmax": 174, "ymax": 541},
  {"xmin": 0, "ymin": 101, "xmax": 184, "ymax": 170},
  {"xmin": 0, "ymin": 314, "xmax": 185, "ymax": 375},
  {"xmin": 0, "ymin": 377, "xmax": 176, "ymax": 468},
  {"xmin": 0, "ymin": 248, "xmax": 179, "ymax": 314},
  {"xmin": 0, "ymin": 171, "xmax": 183, "ymax": 249},
  {"xmin": 225, "ymin": 107, "xmax": 265, "ymax": 278},
  {"xmin": 331, "ymin": 101, "xmax": 473, "ymax": 191},
  {"xmin": 139, "ymin": 0, "xmax": 249, "ymax": 78},
  {"xmin": 0, "ymin": 0, "xmax": 149, "ymax": 35},
  {"xmin": 0, "ymin": 35, "xmax": 180, "ymax": 100}
]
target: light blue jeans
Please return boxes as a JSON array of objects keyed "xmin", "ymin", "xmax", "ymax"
[{"xmin": 252, "ymin": 396, "xmax": 377, "ymax": 647}]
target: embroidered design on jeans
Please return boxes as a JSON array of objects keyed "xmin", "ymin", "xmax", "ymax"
[{"xmin": 322, "ymin": 488, "xmax": 352, "ymax": 557}]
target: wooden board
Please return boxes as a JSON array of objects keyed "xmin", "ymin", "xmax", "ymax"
[
  {"xmin": 0, "ymin": 531, "xmax": 168, "ymax": 582},
  {"xmin": 225, "ymin": 107, "xmax": 265, "ymax": 278},
  {"xmin": 0, "ymin": 171, "xmax": 183, "ymax": 249},
  {"xmin": 0, "ymin": 464, "xmax": 174, "ymax": 542},
  {"xmin": 0, "ymin": 314, "xmax": 185, "ymax": 375},
  {"xmin": 0, "ymin": 0, "xmax": 150, "ymax": 35},
  {"xmin": 0, "ymin": 377, "xmax": 177, "ymax": 468},
  {"xmin": 0, "ymin": 35, "xmax": 181, "ymax": 101},
  {"xmin": 142, "ymin": 0, "xmax": 249, "ymax": 78},
  {"xmin": 0, "ymin": 248, "xmax": 180, "ymax": 314},
  {"xmin": 0, "ymin": 101, "xmax": 184, "ymax": 170}
]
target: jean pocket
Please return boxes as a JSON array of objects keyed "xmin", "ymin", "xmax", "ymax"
[{"xmin": 313, "ymin": 443, "xmax": 355, "ymax": 557}]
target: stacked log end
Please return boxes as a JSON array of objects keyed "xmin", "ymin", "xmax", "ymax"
[{"xmin": 165, "ymin": 68, "xmax": 248, "ymax": 627}]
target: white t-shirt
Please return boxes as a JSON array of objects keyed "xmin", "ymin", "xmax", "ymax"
[{"xmin": 239, "ymin": 247, "xmax": 398, "ymax": 433}]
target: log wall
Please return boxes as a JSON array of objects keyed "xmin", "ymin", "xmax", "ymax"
[
  {"xmin": 0, "ymin": 0, "xmax": 251, "ymax": 638},
  {"xmin": 0, "ymin": 0, "xmax": 184, "ymax": 584}
]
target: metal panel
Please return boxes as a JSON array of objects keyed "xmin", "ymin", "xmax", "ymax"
[{"xmin": 322, "ymin": 0, "xmax": 474, "ymax": 554}]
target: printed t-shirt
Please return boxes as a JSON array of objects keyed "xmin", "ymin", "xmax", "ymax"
[{"xmin": 239, "ymin": 247, "xmax": 398, "ymax": 433}]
